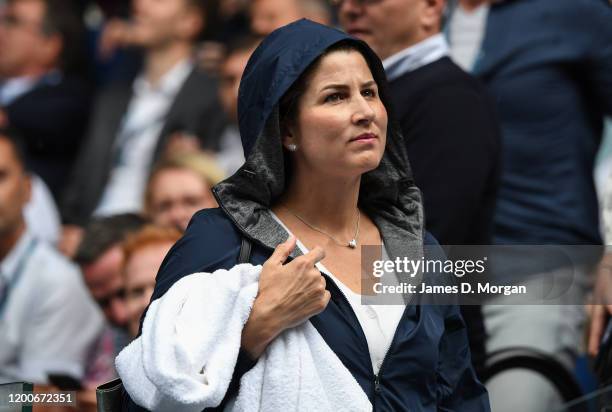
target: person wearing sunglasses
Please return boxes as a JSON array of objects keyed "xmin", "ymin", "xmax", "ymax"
[
  {"xmin": 74, "ymin": 213, "xmax": 146, "ymax": 388},
  {"xmin": 121, "ymin": 225, "xmax": 181, "ymax": 338}
]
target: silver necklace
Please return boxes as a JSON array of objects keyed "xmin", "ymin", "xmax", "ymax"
[{"xmin": 282, "ymin": 206, "xmax": 360, "ymax": 249}]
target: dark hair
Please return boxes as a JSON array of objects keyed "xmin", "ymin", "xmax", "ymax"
[
  {"xmin": 74, "ymin": 213, "xmax": 149, "ymax": 266},
  {"xmin": 278, "ymin": 40, "xmax": 375, "ymax": 135},
  {"xmin": 0, "ymin": 127, "xmax": 28, "ymax": 171},
  {"xmin": 39, "ymin": 0, "xmax": 87, "ymax": 75}
]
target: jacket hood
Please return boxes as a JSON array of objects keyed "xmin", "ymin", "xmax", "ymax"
[{"xmin": 213, "ymin": 19, "xmax": 424, "ymax": 264}]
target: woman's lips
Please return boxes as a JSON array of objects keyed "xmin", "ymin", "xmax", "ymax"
[{"xmin": 350, "ymin": 133, "xmax": 378, "ymax": 143}]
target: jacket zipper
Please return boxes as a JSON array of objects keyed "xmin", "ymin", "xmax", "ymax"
[
  {"xmin": 321, "ymin": 272, "xmax": 408, "ymax": 408},
  {"xmin": 372, "ymin": 294, "xmax": 410, "ymax": 408},
  {"xmin": 319, "ymin": 273, "xmax": 375, "ymax": 370},
  {"xmin": 320, "ymin": 273, "xmax": 372, "ymax": 352},
  {"xmin": 374, "ymin": 339, "xmax": 392, "ymax": 395}
]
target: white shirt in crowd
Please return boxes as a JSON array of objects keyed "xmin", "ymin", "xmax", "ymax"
[
  {"xmin": 94, "ymin": 59, "xmax": 194, "ymax": 217},
  {"xmin": 382, "ymin": 33, "xmax": 450, "ymax": 81},
  {"xmin": 0, "ymin": 76, "xmax": 37, "ymax": 106},
  {"xmin": 270, "ymin": 212, "xmax": 405, "ymax": 376},
  {"xmin": 447, "ymin": 3, "xmax": 490, "ymax": 71},
  {"xmin": 0, "ymin": 71, "xmax": 62, "ymax": 106},
  {"xmin": 0, "ymin": 230, "xmax": 104, "ymax": 384},
  {"xmin": 0, "ymin": 75, "xmax": 62, "ymax": 246},
  {"xmin": 24, "ymin": 175, "xmax": 62, "ymax": 246}
]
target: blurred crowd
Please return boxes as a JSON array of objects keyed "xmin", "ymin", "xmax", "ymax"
[{"xmin": 0, "ymin": 0, "xmax": 610, "ymax": 411}]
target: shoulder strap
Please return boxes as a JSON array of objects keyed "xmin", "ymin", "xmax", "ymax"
[{"xmin": 238, "ymin": 237, "xmax": 252, "ymax": 264}]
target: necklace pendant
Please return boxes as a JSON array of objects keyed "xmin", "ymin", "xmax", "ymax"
[{"xmin": 348, "ymin": 239, "xmax": 357, "ymax": 249}]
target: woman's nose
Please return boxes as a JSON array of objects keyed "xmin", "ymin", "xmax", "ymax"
[{"xmin": 351, "ymin": 95, "xmax": 376, "ymax": 125}]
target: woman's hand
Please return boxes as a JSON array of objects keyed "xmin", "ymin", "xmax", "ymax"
[
  {"xmin": 588, "ymin": 254, "xmax": 612, "ymax": 356},
  {"xmin": 241, "ymin": 236, "xmax": 330, "ymax": 358}
]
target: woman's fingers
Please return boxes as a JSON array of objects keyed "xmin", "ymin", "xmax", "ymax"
[
  {"xmin": 283, "ymin": 245, "xmax": 325, "ymax": 273},
  {"xmin": 587, "ymin": 263, "xmax": 612, "ymax": 356},
  {"xmin": 268, "ymin": 235, "xmax": 297, "ymax": 266},
  {"xmin": 589, "ymin": 305, "xmax": 605, "ymax": 356},
  {"xmin": 257, "ymin": 239, "xmax": 330, "ymax": 330},
  {"xmin": 303, "ymin": 246, "xmax": 326, "ymax": 266},
  {"xmin": 293, "ymin": 288, "xmax": 332, "ymax": 324}
]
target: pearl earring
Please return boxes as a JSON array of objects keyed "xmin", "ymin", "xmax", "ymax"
[{"xmin": 287, "ymin": 144, "xmax": 298, "ymax": 152}]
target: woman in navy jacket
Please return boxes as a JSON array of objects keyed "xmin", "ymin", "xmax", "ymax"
[{"xmin": 123, "ymin": 19, "xmax": 489, "ymax": 411}]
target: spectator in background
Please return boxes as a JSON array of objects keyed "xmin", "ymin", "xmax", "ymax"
[
  {"xmin": 193, "ymin": 0, "xmax": 251, "ymax": 75},
  {"xmin": 215, "ymin": 35, "xmax": 260, "ymax": 175},
  {"xmin": 122, "ymin": 225, "xmax": 181, "ymax": 337},
  {"xmin": 23, "ymin": 173, "xmax": 61, "ymax": 245},
  {"xmin": 144, "ymin": 153, "xmax": 224, "ymax": 232},
  {"xmin": 250, "ymin": 0, "xmax": 332, "ymax": 36},
  {"xmin": 60, "ymin": 0, "xmax": 226, "ymax": 257},
  {"xmin": 0, "ymin": 125, "xmax": 63, "ymax": 246},
  {"xmin": 202, "ymin": 0, "xmax": 250, "ymax": 44},
  {"xmin": 74, "ymin": 213, "xmax": 147, "ymax": 387},
  {"xmin": 0, "ymin": 128, "xmax": 103, "ymax": 384},
  {"xmin": 445, "ymin": 1, "xmax": 612, "ymax": 410},
  {"xmin": 338, "ymin": 0, "xmax": 501, "ymax": 378},
  {"xmin": 0, "ymin": 0, "xmax": 91, "ymax": 200},
  {"xmin": 76, "ymin": 214, "xmax": 147, "ymax": 331}
]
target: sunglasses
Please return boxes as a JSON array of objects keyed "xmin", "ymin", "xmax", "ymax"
[
  {"xmin": 95, "ymin": 288, "xmax": 127, "ymax": 309},
  {"xmin": 126, "ymin": 282, "xmax": 156, "ymax": 301}
]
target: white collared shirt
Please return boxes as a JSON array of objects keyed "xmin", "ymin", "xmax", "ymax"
[
  {"xmin": 24, "ymin": 175, "xmax": 62, "ymax": 246},
  {"xmin": 0, "ymin": 77, "xmax": 38, "ymax": 106},
  {"xmin": 383, "ymin": 34, "xmax": 450, "ymax": 81},
  {"xmin": 0, "ymin": 230, "xmax": 104, "ymax": 384},
  {"xmin": 0, "ymin": 71, "xmax": 62, "ymax": 106},
  {"xmin": 94, "ymin": 59, "xmax": 194, "ymax": 217}
]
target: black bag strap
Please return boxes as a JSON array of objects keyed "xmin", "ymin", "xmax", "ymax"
[
  {"xmin": 96, "ymin": 378, "xmax": 123, "ymax": 412},
  {"xmin": 238, "ymin": 237, "xmax": 252, "ymax": 264}
]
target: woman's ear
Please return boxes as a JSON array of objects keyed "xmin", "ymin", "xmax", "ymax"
[
  {"xmin": 281, "ymin": 124, "xmax": 300, "ymax": 152},
  {"xmin": 281, "ymin": 135, "xmax": 298, "ymax": 152},
  {"xmin": 280, "ymin": 120, "xmax": 291, "ymax": 138},
  {"xmin": 281, "ymin": 121, "xmax": 296, "ymax": 150}
]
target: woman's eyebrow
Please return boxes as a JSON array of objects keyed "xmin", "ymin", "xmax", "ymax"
[
  {"xmin": 319, "ymin": 83, "xmax": 349, "ymax": 92},
  {"xmin": 319, "ymin": 80, "xmax": 377, "ymax": 93}
]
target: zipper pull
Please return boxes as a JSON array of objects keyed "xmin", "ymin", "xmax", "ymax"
[{"xmin": 374, "ymin": 375, "xmax": 381, "ymax": 393}]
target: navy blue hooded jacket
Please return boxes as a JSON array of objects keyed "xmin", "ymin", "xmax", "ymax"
[{"xmin": 123, "ymin": 20, "xmax": 489, "ymax": 411}]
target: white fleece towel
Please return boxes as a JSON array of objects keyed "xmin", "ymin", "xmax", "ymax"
[{"xmin": 115, "ymin": 263, "xmax": 372, "ymax": 412}]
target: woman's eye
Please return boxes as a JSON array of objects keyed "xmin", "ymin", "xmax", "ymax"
[
  {"xmin": 362, "ymin": 88, "xmax": 377, "ymax": 98},
  {"xmin": 324, "ymin": 92, "xmax": 345, "ymax": 103}
]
